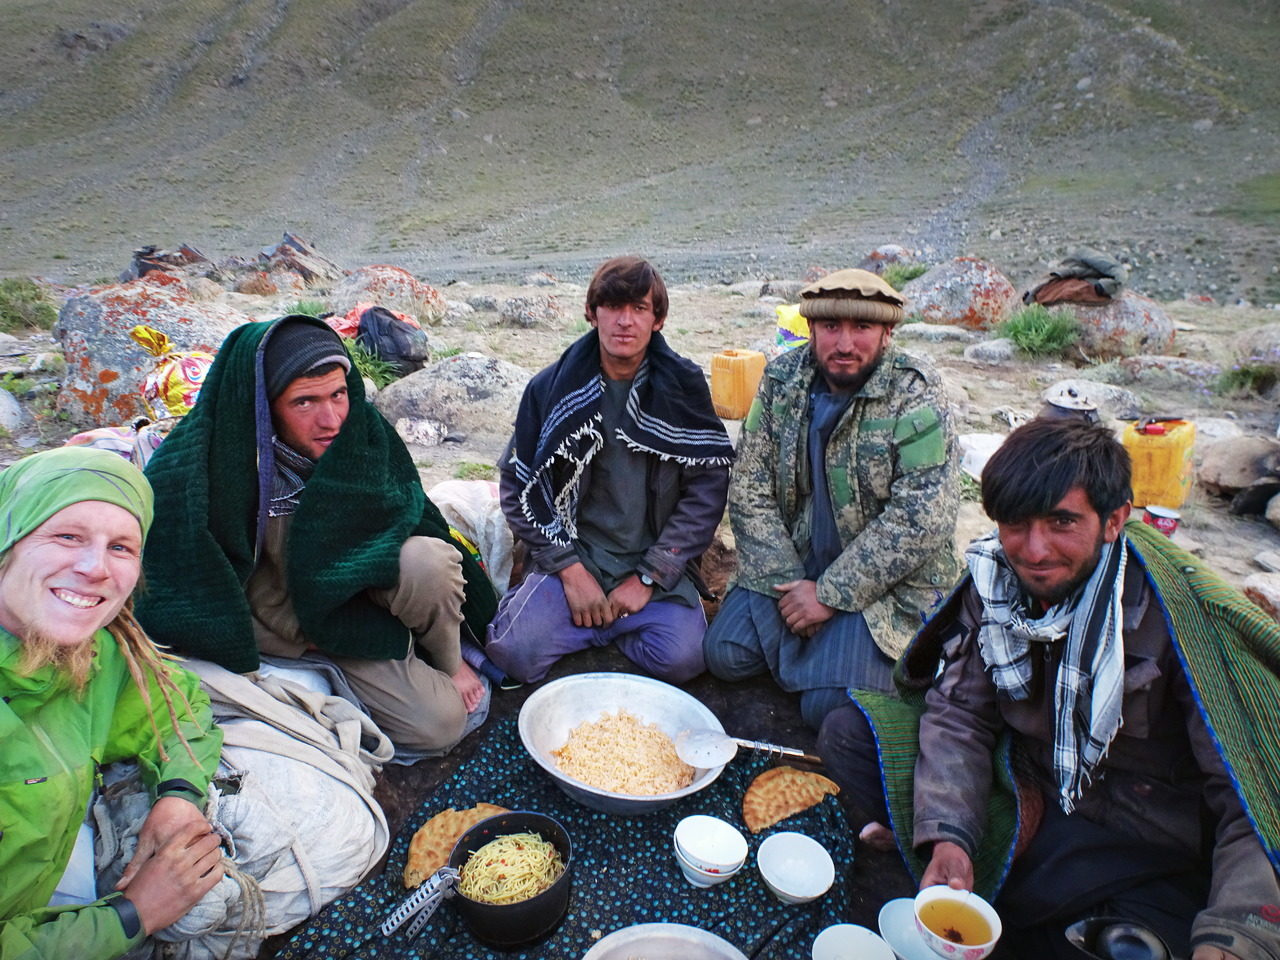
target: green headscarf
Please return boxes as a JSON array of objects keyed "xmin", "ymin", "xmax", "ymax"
[{"xmin": 0, "ymin": 446, "xmax": 154, "ymax": 553}]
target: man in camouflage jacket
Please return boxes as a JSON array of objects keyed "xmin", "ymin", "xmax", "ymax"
[{"xmin": 704, "ymin": 268, "xmax": 959, "ymax": 728}]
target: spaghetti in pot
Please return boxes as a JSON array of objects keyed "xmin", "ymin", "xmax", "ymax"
[
  {"xmin": 552, "ymin": 709, "xmax": 695, "ymax": 795},
  {"xmin": 457, "ymin": 832, "xmax": 565, "ymax": 905}
]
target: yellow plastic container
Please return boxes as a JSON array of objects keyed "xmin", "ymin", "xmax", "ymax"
[
  {"xmin": 710, "ymin": 349, "xmax": 766, "ymax": 420},
  {"xmin": 1121, "ymin": 420, "xmax": 1196, "ymax": 508}
]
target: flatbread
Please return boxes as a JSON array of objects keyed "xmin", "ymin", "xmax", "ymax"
[
  {"xmin": 403, "ymin": 803, "xmax": 509, "ymax": 888},
  {"xmin": 742, "ymin": 766, "xmax": 840, "ymax": 834}
]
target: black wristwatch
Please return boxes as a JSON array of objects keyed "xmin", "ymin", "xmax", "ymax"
[
  {"xmin": 107, "ymin": 893, "xmax": 143, "ymax": 939},
  {"xmin": 638, "ymin": 572, "xmax": 655, "ymax": 587}
]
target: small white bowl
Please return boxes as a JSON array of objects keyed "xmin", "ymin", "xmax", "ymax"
[
  {"xmin": 674, "ymin": 840, "xmax": 741, "ymax": 887},
  {"xmin": 913, "ymin": 885, "xmax": 1002, "ymax": 959},
  {"xmin": 812, "ymin": 923, "xmax": 895, "ymax": 960},
  {"xmin": 674, "ymin": 815, "xmax": 748, "ymax": 873},
  {"xmin": 756, "ymin": 832, "xmax": 835, "ymax": 904}
]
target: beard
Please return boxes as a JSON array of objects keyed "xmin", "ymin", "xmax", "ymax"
[{"xmin": 18, "ymin": 627, "xmax": 96, "ymax": 693}]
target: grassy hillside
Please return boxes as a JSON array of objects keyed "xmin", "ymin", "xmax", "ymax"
[{"xmin": 1, "ymin": 0, "xmax": 1276, "ymax": 300}]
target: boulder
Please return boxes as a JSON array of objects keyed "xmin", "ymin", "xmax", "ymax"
[
  {"xmin": 331, "ymin": 265, "xmax": 446, "ymax": 324},
  {"xmin": 467, "ymin": 294, "xmax": 499, "ymax": 312},
  {"xmin": 901, "ymin": 257, "xmax": 1017, "ymax": 330},
  {"xmin": 964, "ymin": 338, "xmax": 1017, "ymax": 364},
  {"xmin": 1194, "ymin": 418, "xmax": 1244, "ymax": 450},
  {"xmin": 1065, "ymin": 292, "xmax": 1175, "ymax": 359},
  {"xmin": 444, "ymin": 300, "xmax": 475, "ymax": 325},
  {"xmin": 522, "ymin": 272, "xmax": 559, "ymax": 287},
  {"xmin": 1243, "ymin": 573, "xmax": 1280, "ymax": 624},
  {"xmin": 499, "ymin": 295, "xmax": 562, "ymax": 328},
  {"xmin": 727, "ymin": 281, "xmax": 765, "ymax": 298},
  {"xmin": 1196, "ymin": 436, "xmax": 1280, "ymax": 497},
  {"xmin": 1040, "ymin": 379, "xmax": 1142, "ymax": 419},
  {"xmin": 761, "ymin": 280, "xmax": 805, "ymax": 301},
  {"xmin": 54, "ymin": 273, "xmax": 249, "ymax": 425},
  {"xmin": 1268, "ymin": 492, "xmax": 1280, "ymax": 531},
  {"xmin": 1119, "ymin": 355, "xmax": 1218, "ymax": 384},
  {"xmin": 1254, "ymin": 550, "xmax": 1280, "ymax": 573},
  {"xmin": 857, "ymin": 244, "xmax": 915, "ymax": 274},
  {"xmin": 373, "ymin": 352, "xmax": 530, "ymax": 447},
  {"xmin": 895, "ymin": 323, "xmax": 979, "ymax": 344}
]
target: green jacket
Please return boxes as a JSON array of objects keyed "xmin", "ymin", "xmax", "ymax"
[
  {"xmin": 730, "ymin": 343, "xmax": 960, "ymax": 658},
  {"xmin": 0, "ymin": 628, "xmax": 222, "ymax": 960}
]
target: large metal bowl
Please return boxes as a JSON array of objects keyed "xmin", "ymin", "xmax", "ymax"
[
  {"xmin": 581, "ymin": 922, "xmax": 748, "ymax": 960},
  {"xmin": 518, "ymin": 673, "xmax": 727, "ymax": 815}
]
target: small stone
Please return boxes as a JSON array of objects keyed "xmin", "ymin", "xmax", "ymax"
[
  {"xmin": 1254, "ymin": 550, "xmax": 1280, "ymax": 573},
  {"xmin": 964, "ymin": 338, "xmax": 1017, "ymax": 364}
]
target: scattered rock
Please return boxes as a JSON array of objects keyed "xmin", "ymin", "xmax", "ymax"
[
  {"xmin": 1243, "ymin": 573, "xmax": 1280, "ymax": 623},
  {"xmin": 256, "ymin": 233, "xmax": 344, "ymax": 286},
  {"xmin": 0, "ymin": 391, "xmax": 23, "ymax": 432},
  {"xmin": 54, "ymin": 273, "xmax": 248, "ymax": 424},
  {"xmin": 235, "ymin": 271, "xmax": 277, "ymax": 296},
  {"xmin": 331, "ymin": 265, "xmax": 447, "ymax": 324},
  {"xmin": 467, "ymin": 294, "xmax": 499, "ymax": 312},
  {"xmin": 1197, "ymin": 437, "xmax": 1280, "ymax": 497},
  {"xmin": 523, "ymin": 272, "xmax": 559, "ymax": 287},
  {"xmin": 964, "ymin": 338, "xmax": 1017, "ymax": 364},
  {"xmin": 1065, "ymin": 293, "xmax": 1175, "ymax": 360},
  {"xmin": 1254, "ymin": 550, "xmax": 1280, "ymax": 573},
  {"xmin": 373, "ymin": 352, "xmax": 531, "ymax": 447},
  {"xmin": 895, "ymin": 323, "xmax": 979, "ymax": 343},
  {"xmin": 499, "ymin": 295, "xmax": 562, "ymax": 328},
  {"xmin": 1040, "ymin": 379, "xmax": 1142, "ymax": 419},
  {"xmin": 443, "ymin": 300, "xmax": 475, "ymax": 325},
  {"xmin": 901, "ymin": 257, "xmax": 1017, "ymax": 330}
]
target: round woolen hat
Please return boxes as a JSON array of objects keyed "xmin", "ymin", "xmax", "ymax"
[
  {"xmin": 0, "ymin": 446, "xmax": 154, "ymax": 553},
  {"xmin": 797, "ymin": 268, "xmax": 907, "ymax": 325},
  {"xmin": 262, "ymin": 315, "xmax": 352, "ymax": 400}
]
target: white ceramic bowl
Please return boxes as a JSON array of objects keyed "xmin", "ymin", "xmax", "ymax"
[
  {"xmin": 756, "ymin": 831, "xmax": 835, "ymax": 904},
  {"xmin": 812, "ymin": 923, "xmax": 896, "ymax": 960},
  {"xmin": 581, "ymin": 922, "xmax": 748, "ymax": 960},
  {"xmin": 674, "ymin": 815, "xmax": 748, "ymax": 873},
  {"xmin": 673, "ymin": 840, "xmax": 742, "ymax": 887},
  {"xmin": 913, "ymin": 885, "xmax": 1002, "ymax": 960},
  {"xmin": 518, "ymin": 673, "xmax": 727, "ymax": 814}
]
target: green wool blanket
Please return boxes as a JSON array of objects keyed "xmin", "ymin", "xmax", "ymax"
[
  {"xmin": 137, "ymin": 317, "xmax": 498, "ymax": 674},
  {"xmin": 853, "ymin": 519, "xmax": 1280, "ymax": 898}
]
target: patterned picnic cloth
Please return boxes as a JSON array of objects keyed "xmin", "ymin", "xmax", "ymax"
[{"xmin": 279, "ymin": 715, "xmax": 856, "ymax": 959}]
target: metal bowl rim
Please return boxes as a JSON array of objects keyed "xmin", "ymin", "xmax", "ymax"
[{"xmin": 517, "ymin": 672, "xmax": 727, "ymax": 803}]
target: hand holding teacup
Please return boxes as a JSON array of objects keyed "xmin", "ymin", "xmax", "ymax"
[{"xmin": 914, "ymin": 884, "xmax": 1002, "ymax": 960}]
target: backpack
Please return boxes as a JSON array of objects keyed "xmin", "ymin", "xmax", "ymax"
[{"xmin": 356, "ymin": 305, "xmax": 430, "ymax": 377}]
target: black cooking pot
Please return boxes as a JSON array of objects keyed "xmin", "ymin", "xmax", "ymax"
[
  {"xmin": 382, "ymin": 810, "xmax": 573, "ymax": 949},
  {"xmin": 449, "ymin": 810, "xmax": 573, "ymax": 947}
]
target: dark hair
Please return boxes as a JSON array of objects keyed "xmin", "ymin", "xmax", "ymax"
[
  {"xmin": 584, "ymin": 256, "xmax": 668, "ymax": 323},
  {"xmin": 982, "ymin": 418, "xmax": 1132, "ymax": 523}
]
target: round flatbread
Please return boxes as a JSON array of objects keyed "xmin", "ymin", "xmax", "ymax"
[
  {"xmin": 742, "ymin": 766, "xmax": 840, "ymax": 834},
  {"xmin": 403, "ymin": 803, "xmax": 510, "ymax": 888}
]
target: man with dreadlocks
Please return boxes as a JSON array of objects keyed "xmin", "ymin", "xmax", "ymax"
[
  {"xmin": 819, "ymin": 418, "xmax": 1280, "ymax": 960},
  {"xmin": 486, "ymin": 256, "xmax": 733, "ymax": 683},
  {"xmin": 0, "ymin": 446, "xmax": 223, "ymax": 958}
]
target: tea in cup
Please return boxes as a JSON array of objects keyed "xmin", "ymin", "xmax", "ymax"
[{"xmin": 913, "ymin": 885, "xmax": 1002, "ymax": 959}]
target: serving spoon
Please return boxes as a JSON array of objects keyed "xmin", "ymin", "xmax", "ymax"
[{"xmin": 675, "ymin": 727, "xmax": 822, "ymax": 767}]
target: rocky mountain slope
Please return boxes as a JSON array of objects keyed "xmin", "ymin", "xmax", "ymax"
[{"xmin": 2, "ymin": 0, "xmax": 1277, "ymax": 301}]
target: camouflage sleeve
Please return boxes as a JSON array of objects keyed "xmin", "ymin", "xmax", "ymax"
[
  {"xmin": 727, "ymin": 373, "xmax": 806, "ymax": 588},
  {"xmin": 816, "ymin": 369, "xmax": 959, "ymax": 612}
]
